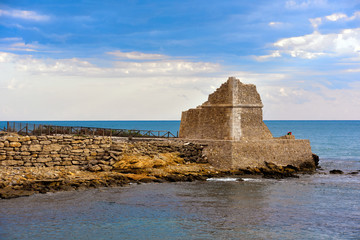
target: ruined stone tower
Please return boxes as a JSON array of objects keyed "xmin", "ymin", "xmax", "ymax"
[
  {"xmin": 179, "ymin": 77, "xmax": 272, "ymax": 140},
  {"xmin": 179, "ymin": 77, "xmax": 315, "ymax": 170}
]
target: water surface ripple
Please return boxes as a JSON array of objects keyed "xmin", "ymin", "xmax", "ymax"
[{"xmin": 1, "ymin": 174, "xmax": 359, "ymax": 240}]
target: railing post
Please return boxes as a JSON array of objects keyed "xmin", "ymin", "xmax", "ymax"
[{"xmin": 26, "ymin": 123, "xmax": 28, "ymax": 135}]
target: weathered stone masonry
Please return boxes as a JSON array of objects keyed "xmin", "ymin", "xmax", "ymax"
[
  {"xmin": 0, "ymin": 135, "xmax": 114, "ymax": 170},
  {"xmin": 179, "ymin": 77, "xmax": 315, "ymax": 170},
  {"xmin": 179, "ymin": 77, "xmax": 272, "ymax": 140},
  {"xmin": 0, "ymin": 135, "xmax": 206, "ymax": 170}
]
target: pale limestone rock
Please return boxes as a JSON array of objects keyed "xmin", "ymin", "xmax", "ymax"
[
  {"xmin": 6, "ymin": 136, "xmax": 19, "ymax": 142},
  {"xmin": 1, "ymin": 160, "xmax": 23, "ymax": 166},
  {"xmin": 9, "ymin": 142, "xmax": 21, "ymax": 148},
  {"xmin": 29, "ymin": 145, "xmax": 42, "ymax": 152},
  {"xmin": 37, "ymin": 158, "xmax": 52, "ymax": 163},
  {"xmin": 43, "ymin": 144, "xmax": 62, "ymax": 152},
  {"xmin": 19, "ymin": 136, "xmax": 31, "ymax": 142}
]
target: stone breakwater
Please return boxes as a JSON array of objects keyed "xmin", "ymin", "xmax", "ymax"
[{"xmin": 0, "ymin": 133, "xmax": 317, "ymax": 199}]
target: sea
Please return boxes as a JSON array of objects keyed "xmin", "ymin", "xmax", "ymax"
[{"xmin": 0, "ymin": 120, "xmax": 359, "ymax": 240}]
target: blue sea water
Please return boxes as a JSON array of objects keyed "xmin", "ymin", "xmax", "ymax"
[{"xmin": 1, "ymin": 120, "xmax": 359, "ymax": 239}]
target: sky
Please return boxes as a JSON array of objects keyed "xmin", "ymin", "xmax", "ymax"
[{"xmin": 0, "ymin": 0, "xmax": 360, "ymax": 120}]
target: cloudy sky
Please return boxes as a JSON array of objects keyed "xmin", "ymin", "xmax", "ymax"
[{"xmin": 1, "ymin": 0, "xmax": 359, "ymax": 120}]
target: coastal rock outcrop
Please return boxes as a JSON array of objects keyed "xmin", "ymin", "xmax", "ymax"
[{"xmin": 0, "ymin": 134, "xmax": 220, "ymax": 199}]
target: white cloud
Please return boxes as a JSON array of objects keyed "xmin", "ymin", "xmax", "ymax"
[
  {"xmin": 310, "ymin": 11, "xmax": 360, "ymax": 29},
  {"xmin": 254, "ymin": 51, "xmax": 281, "ymax": 61},
  {"xmin": 309, "ymin": 17, "xmax": 322, "ymax": 29},
  {"xmin": 0, "ymin": 38, "xmax": 43, "ymax": 52},
  {"xmin": 0, "ymin": 8, "xmax": 50, "ymax": 21},
  {"xmin": 268, "ymin": 22, "xmax": 290, "ymax": 29},
  {"xmin": 0, "ymin": 50, "xmax": 299, "ymax": 120},
  {"xmin": 0, "ymin": 51, "xmax": 223, "ymax": 85},
  {"xmin": 285, "ymin": 0, "xmax": 327, "ymax": 9},
  {"xmin": 4, "ymin": 78, "xmax": 24, "ymax": 90},
  {"xmin": 0, "ymin": 37, "xmax": 22, "ymax": 42},
  {"xmin": 258, "ymin": 28, "xmax": 360, "ymax": 59},
  {"xmin": 269, "ymin": 22, "xmax": 283, "ymax": 27},
  {"xmin": 9, "ymin": 55, "xmax": 221, "ymax": 77},
  {"xmin": 107, "ymin": 50, "xmax": 168, "ymax": 60},
  {"xmin": 262, "ymin": 82, "xmax": 360, "ymax": 120},
  {"xmin": 258, "ymin": 11, "xmax": 360, "ymax": 60},
  {"xmin": 346, "ymin": 67, "xmax": 360, "ymax": 73},
  {"xmin": 326, "ymin": 13, "xmax": 347, "ymax": 22},
  {"xmin": 0, "ymin": 51, "xmax": 16, "ymax": 62},
  {"xmin": 8, "ymin": 42, "xmax": 39, "ymax": 52}
]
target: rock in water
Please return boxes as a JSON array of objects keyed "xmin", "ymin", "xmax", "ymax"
[{"xmin": 329, "ymin": 169, "xmax": 344, "ymax": 174}]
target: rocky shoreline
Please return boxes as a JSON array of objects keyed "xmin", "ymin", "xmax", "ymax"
[{"xmin": 0, "ymin": 157, "xmax": 319, "ymax": 199}]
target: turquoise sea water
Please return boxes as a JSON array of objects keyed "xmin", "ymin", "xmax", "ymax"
[{"xmin": 1, "ymin": 120, "xmax": 359, "ymax": 239}]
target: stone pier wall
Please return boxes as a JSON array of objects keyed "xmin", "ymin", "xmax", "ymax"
[
  {"xmin": 0, "ymin": 133, "xmax": 315, "ymax": 172},
  {"xmin": 0, "ymin": 134, "xmax": 208, "ymax": 171},
  {"xmin": 199, "ymin": 139, "xmax": 314, "ymax": 170},
  {"xmin": 0, "ymin": 135, "xmax": 115, "ymax": 170}
]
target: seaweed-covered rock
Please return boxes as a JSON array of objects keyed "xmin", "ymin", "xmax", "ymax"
[
  {"xmin": 330, "ymin": 169, "xmax": 344, "ymax": 174},
  {"xmin": 312, "ymin": 153, "xmax": 320, "ymax": 167}
]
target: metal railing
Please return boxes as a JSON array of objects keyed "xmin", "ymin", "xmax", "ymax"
[{"xmin": 2, "ymin": 122, "xmax": 178, "ymax": 138}]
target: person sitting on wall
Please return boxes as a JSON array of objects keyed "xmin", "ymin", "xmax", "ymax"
[{"xmin": 287, "ymin": 132, "xmax": 292, "ymax": 135}]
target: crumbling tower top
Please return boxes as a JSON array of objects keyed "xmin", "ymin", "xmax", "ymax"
[{"xmin": 179, "ymin": 77, "xmax": 272, "ymax": 140}]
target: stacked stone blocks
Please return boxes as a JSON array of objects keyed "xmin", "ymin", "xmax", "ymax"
[{"xmin": 0, "ymin": 135, "xmax": 114, "ymax": 170}]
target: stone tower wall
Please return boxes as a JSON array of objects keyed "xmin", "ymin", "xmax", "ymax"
[
  {"xmin": 240, "ymin": 108, "xmax": 272, "ymax": 140},
  {"xmin": 199, "ymin": 139, "xmax": 314, "ymax": 169},
  {"xmin": 179, "ymin": 77, "xmax": 272, "ymax": 140},
  {"xmin": 179, "ymin": 107, "xmax": 233, "ymax": 140}
]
